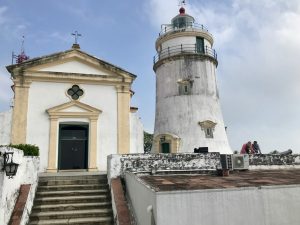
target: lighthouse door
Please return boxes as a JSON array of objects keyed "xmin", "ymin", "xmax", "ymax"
[
  {"xmin": 161, "ymin": 143, "xmax": 170, "ymax": 153},
  {"xmin": 196, "ymin": 37, "xmax": 204, "ymax": 53}
]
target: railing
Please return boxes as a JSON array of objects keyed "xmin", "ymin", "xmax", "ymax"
[
  {"xmin": 159, "ymin": 23, "xmax": 209, "ymax": 36},
  {"xmin": 153, "ymin": 44, "xmax": 217, "ymax": 64}
]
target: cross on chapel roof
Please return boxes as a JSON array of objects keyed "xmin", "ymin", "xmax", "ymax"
[{"xmin": 71, "ymin": 31, "xmax": 82, "ymax": 49}]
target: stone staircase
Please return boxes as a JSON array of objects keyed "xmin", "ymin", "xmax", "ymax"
[{"xmin": 28, "ymin": 173, "xmax": 113, "ymax": 225}]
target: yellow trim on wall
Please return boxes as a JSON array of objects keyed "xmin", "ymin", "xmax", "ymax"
[
  {"xmin": 47, "ymin": 116, "xmax": 58, "ymax": 172},
  {"xmin": 116, "ymin": 85, "xmax": 131, "ymax": 154},
  {"xmin": 24, "ymin": 71, "xmax": 132, "ymax": 86},
  {"xmin": 152, "ymin": 133, "xmax": 180, "ymax": 153},
  {"xmin": 10, "ymin": 79, "xmax": 31, "ymax": 144}
]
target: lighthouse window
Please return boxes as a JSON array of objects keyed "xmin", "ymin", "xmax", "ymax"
[
  {"xmin": 205, "ymin": 128, "xmax": 214, "ymax": 138},
  {"xmin": 199, "ymin": 120, "xmax": 217, "ymax": 139},
  {"xmin": 178, "ymin": 80, "xmax": 193, "ymax": 95}
]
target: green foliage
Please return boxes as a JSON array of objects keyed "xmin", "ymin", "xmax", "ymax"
[
  {"xmin": 8, "ymin": 144, "xmax": 39, "ymax": 156},
  {"xmin": 144, "ymin": 131, "xmax": 153, "ymax": 153}
]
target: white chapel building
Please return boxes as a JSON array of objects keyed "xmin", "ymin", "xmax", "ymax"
[{"xmin": 1, "ymin": 44, "xmax": 143, "ymax": 172}]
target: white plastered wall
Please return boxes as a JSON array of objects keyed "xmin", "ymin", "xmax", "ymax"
[
  {"xmin": 154, "ymin": 58, "xmax": 231, "ymax": 154},
  {"xmin": 161, "ymin": 36, "xmax": 212, "ymax": 50},
  {"xmin": 125, "ymin": 173, "xmax": 157, "ymax": 225},
  {"xmin": 0, "ymin": 109, "xmax": 12, "ymax": 145},
  {"xmin": 155, "ymin": 186, "xmax": 300, "ymax": 225},
  {"xmin": 0, "ymin": 147, "xmax": 39, "ymax": 225},
  {"xmin": 26, "ymin": 81, "xmax": 118, "ymax": 172},
  {"xmin": 130, "ymin": 112, "xmax": 144, "ymax": 153}
]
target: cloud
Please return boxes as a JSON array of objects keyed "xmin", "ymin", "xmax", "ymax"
[
  {"xmin": 54, "ymin": 1, "xmax": 115, "ymax": 27},
  {"xmin": 0, "ymin": 6, "xmax": 8, "ymax": 25},
  {"xmin": 146, "ymin": 0, "xmax": 300, "ymax": 152},
  {"xmin": 144, "ymin": 0, "xmax": 178, "ymax": 28},
  {"xmin": 0, "ymin": 5, "xmax": 29, "ymax": 41}
]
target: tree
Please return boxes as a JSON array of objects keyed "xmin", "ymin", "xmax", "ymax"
[{"xmin": 144, "ymin": 131, "xmax": 153, "ymax": 153}]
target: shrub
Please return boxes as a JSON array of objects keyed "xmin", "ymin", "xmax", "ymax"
[
  {"xmin": 8, "ymin": 144, "xmax": 39, "ymax": 156},
  {"xmin": 144, "ymin": 131, "xmax": 153, "ymax": 153}
]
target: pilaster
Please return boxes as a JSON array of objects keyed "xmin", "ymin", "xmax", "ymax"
[
  {"xmin": 47, "ymin": 116, "xmax": 58, "ymax": 172},
  {"xmin": 11, "ymin": 79, "xmax": 31, "ymax": 144},
  {"xmin": 88, "ymin": 118, "xmax": 98, "ymax": 171},
  {"xmin": 116, "ymin": 85, "xmax": 131, "ymax": 154}
]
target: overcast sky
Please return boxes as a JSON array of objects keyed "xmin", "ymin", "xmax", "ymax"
[{"xmin": 0, "ymin": 0, "xmax": 299, "ymax": 153}]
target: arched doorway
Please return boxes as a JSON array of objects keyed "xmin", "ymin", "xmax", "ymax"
[
  {"xmin": 152, "ymin": 133, "xmax": 180, "ymax": 153},
  {"xmin": 58, "ymin": 124, "xmax": 89, "ymax": 170}
]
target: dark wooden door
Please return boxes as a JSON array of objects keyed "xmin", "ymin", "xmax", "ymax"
[{"xmin": 59, "ymin": 124, "xmax": 88, "ymax": 170}]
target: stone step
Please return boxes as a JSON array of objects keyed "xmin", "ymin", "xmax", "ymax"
[
  {"xmin": 36, "ymin": 189, "xmax": 108, "ymax": 198},
  {"xmin": 37, "ymin": 183, "xmax": 108, "ymax": 191},
  {"xmin": 29, "ymin": 216, "xmax": 113, "ymax": 225},
  {"xmin": 30, "ymin": 173, "xmax": 113, "ymax": 225},
  {"xmin": 38, "ymin": 178, "xmax": 107, "ymax": 186},
  {"xmin": 30, "ymin": 208, "xmax": 112, "ymax": 221},
  {"xmin": 32, "ymin": 202, "xmax": 112, "ymax": 213},
  {"xmin": 38, "ymin": 174, "xmax": 107, "ymax": 181},
  {"xmin": 34, "ymin": 195, "xmax": 110, "ymax": 205}
]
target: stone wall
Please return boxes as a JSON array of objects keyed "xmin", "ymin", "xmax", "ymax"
[
  {"xmin": 107, "ymin": 153, "xmax": 221, "ymax": 181},
  {"xmin": 0, "ymin": 147, "xmax": 39, "ymax": 225},
  {"xmin": 249, "ymin": 154, "xmax": 300, "ymax": 169},
  {"xmin": 107, "ymin": 153, "xmax": 300, "ymax": 181}
]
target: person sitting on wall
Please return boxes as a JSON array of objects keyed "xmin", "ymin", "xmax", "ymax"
[
  {"xmin": 252, "ymin": 141, "xmax": 261, "ymax": 154},
  {"xmin": 240, "ymin": 141, "xmax": 255, "ymax": 154}
]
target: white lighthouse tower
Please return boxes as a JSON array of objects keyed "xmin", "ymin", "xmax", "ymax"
[{"xmin": 152, "ymin": 6, "xmax": 232, "ymax": 154}]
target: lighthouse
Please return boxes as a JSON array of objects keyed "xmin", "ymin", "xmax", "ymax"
[{"xmin": 152, "ymin": 7, "xmax": 232, "ymax": 154}]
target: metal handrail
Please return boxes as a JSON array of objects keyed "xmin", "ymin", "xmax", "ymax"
[
  {"xmin": 153, "ymin": 44, "xmax": 217, "ymax": 64},
  {"xmin": 159, "ymin": 23, "xmax": 209, "ymax": 36}
]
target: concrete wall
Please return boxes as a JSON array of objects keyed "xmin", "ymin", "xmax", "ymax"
[
  {"xmin": 107, "ymin": 153, "xmax": 221, "ymax": 181},
  {"xmin": 154, "ymin": 58, "xmax": 231, "ymax": 154},
  {"xmin": 155, "ymin": 185, "xmax": 300, "ymax": 225},
  {"xmin": 125, "ymin": 172, "xmax": 300, "ymax": 225},
  {"xmin": 0, "ymin": 147, "xmax": 39, "ymax": 225},
  {"xmin": 0, "ymin": 109, "xmax": 12, "ymax": 145},
  {"xmin": 130, "ymin": 112, "xmax": 144, "ymax": 154},
  {"xmin": 125, "ymin": 173, "xmax": 157, "ymax": 225},
  {"xmin": 26, "ymin": 81, "xmax": 117, "ymax": 171}
]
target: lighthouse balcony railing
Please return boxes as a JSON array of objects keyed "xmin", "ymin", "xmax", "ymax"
[
  {"xmin": 159, "ymin": 23, "xmax": 210, "ymax": 36},
  {"xmin": 153, "ymin": 44, "xmax": 217, "ymax": 64}
]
